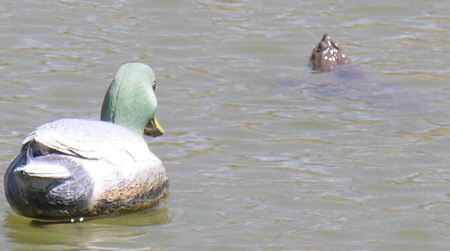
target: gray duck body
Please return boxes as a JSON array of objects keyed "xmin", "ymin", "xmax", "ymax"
[{"xmin": 5, "ymin": 118, "xmax": 168, "ymax": 221}]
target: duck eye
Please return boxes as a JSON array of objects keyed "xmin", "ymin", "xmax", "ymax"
[{"xmin": 153, "ymin": 81, "xmax": 156, "ymax": 91}]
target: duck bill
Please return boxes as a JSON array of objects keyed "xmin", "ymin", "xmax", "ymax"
[{"xmin": 144, "ymin": 117, "xmax": 164, "ymax": 137}]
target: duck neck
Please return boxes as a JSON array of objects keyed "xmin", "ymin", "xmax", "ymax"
[{"xmin": 100, "ymin": 79, "xmax": 156, "ymax": 136}]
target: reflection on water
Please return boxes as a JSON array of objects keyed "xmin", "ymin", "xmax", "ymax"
[
  {"xmin": 4, "ymin": 207, "xmax": 172, "ymax": 249},
  {"xmin": 1, "ymin": 0, "xmax": 450, "ymax": 250}
]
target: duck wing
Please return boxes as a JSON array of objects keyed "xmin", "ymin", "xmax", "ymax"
[{"xmin": 23, "ymin": 118, "xmax": 154, "ymax": 166}]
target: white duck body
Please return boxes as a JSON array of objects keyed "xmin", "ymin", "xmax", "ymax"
[{"xmin": 4, "ymin": 63, "xmax": 168, "ymax": 221}]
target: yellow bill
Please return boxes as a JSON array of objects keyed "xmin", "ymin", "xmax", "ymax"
[{"xmin": 144, "ymin": 117, "xmax": 164, "ymax": 137}]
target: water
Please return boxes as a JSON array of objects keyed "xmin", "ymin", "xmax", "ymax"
[{"xmin": 1, "ymin": 0, "xmax": 450, "ymax": 250}]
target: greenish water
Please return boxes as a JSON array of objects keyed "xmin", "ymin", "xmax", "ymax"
[{"xmin": 1, "ymin": 0, "xmax": 450, "ymax": 250}]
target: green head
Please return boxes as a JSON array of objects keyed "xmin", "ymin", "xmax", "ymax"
[{"xmin": 101, "ymin": 62, "xmax": 164, "ymax": 137}]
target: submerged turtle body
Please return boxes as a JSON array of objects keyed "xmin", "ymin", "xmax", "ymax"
[
  {"xmin": 281, "ymin": 34, "xmax": 414, "ymax": 111},
  {"xmin": 305, "ymin": 34, "xmax": 415, "ymax": 109}
]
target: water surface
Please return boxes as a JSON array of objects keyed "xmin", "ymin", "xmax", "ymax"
[{"xmin": 1, "ymin": 0, "xmax": 450, "ymax": 250}]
